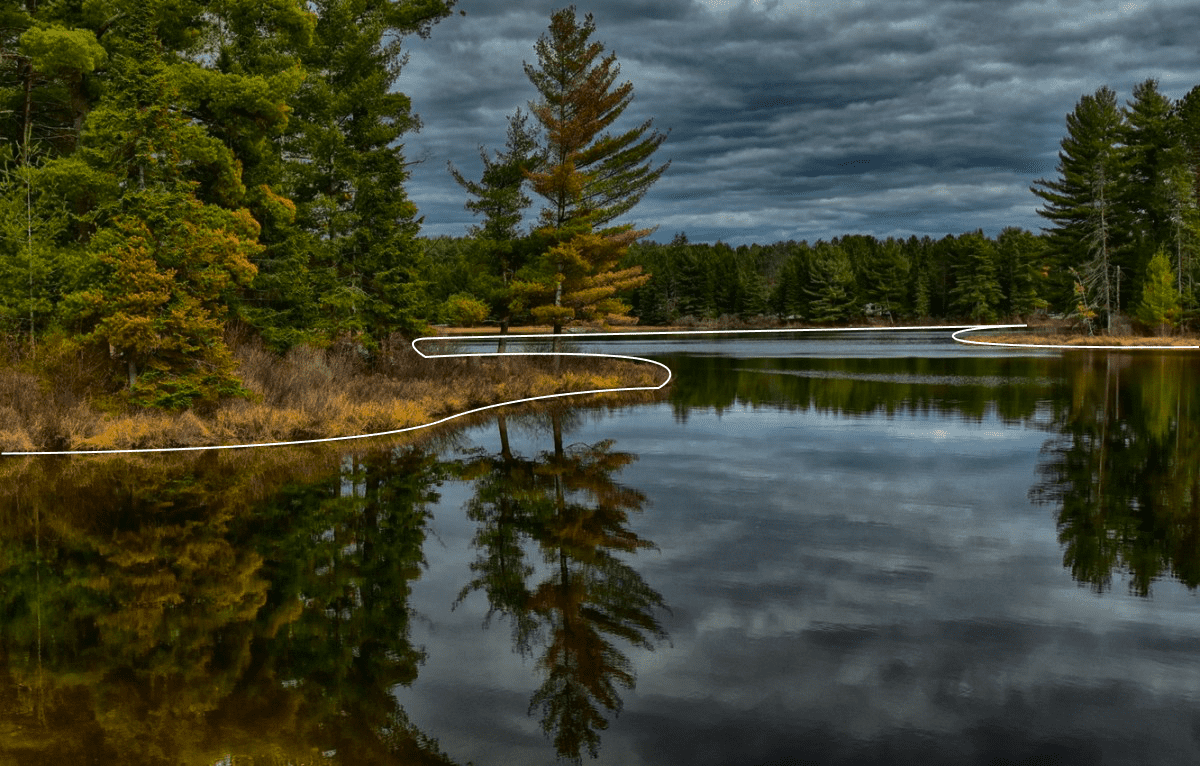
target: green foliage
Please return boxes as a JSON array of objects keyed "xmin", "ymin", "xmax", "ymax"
[
  {"xmin": 802, "ymin": 242, "xmax": 856, "ymax": 323},
  {"xmin": 19, "ymin": 25, "xmax": 107, "ymax": 74},
  {"xmin": 272, "ymin": 0, "xmax": 452, "ymax": 346},
  {"xmin": 450, "ymin": 108, "xmax": 543, "ymax": 242},
  {"xmin": 1136, "ymin": 249, "xmax": 1182, "ymax": 332},
  {"xmin": 949, "ymin": 231, "xmax": 1003, "ymax": 322},
  {"xmin": 444, "ymin": 293, "xmax": 490, "ymax": 327},
  {"xmin": 996, "ymin": 227, "xmax": 1050, "ymax": 317},
  {"xmin": 1031, "ymin": 85, "xmax": 1128, "ymax": 317}
]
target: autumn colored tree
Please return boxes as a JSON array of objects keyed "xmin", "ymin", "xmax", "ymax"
[
  {"xmin": 510, "ymin": 224, "xmax": 650, "ymax": 333},
  {"xmin": 523, "ymin": 6, "xmax": 669, "ymax": 231}
]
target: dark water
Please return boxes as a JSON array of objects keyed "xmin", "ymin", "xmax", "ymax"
[{"xmin": 2, "ymin": 332, "xmax": 1198, "ymax": 765}]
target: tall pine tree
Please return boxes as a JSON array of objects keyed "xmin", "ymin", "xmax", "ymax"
[
  {"xmin": 281, "ymin": 0, "xmax": 456, "ymax": 348},
  {"xmin": 1031, "ymin": 85, "xmax": 1127, "ymax": 329},
  {"xmin": 523, "ymin": 6, "xmax": 668, "ymax": 231},
  {"xmin": 1119, "ymin": 79, "xmax": 1192, "ymax": 308}
]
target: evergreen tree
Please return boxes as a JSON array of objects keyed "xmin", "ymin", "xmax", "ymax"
[
  {"xmin": 949, "ymin": 230, "xmax": 1003, "ymax": 321},
  {"xmin": 523, "ymin": 6, "xmax": 669, "ymax": 230},
  {"xmin": 181, "ymin": 0, "xmax": 317, "ymax": 351},
  {"xmin": 281, "ymin": 0, "xmax": 456, "ymax": 347},
  {"xmin": 448, "ymin": 108, "xmax": 545, "ymax": 337},
  {"xmin": 450, "ymin": 108, "xmax": 543, "ymax": 242},
  {"xmin": 804, "ymin": 242, "xmax": 856, "ymax": 323},
  {"xmin": 1120, "ymin": 79, "xmax": 1192, "ymax": 307},
  {"xmin": 622, "ymin": 239, "xmax": 677, "ymax": 325},
  {"xmin": 60, "ymin": 0, "xmax": 260, "ymax": 408},
  {"xmin": 770, "ymin": 243, "xmax": 812, "ymax": 319},
  {"xmin": 995, "ymin": 227, "xmax": 1049, "ymax": 318},
  {"xmin": 1137, "ymin": 248, "xmax": 1182, "ymax": 334},
  {"xmin": 1031, "ymin": 85, "xmax": 1127, "ymax": 327}
]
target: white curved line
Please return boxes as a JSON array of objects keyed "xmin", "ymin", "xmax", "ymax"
[
  {"xmin": 1, "ymin": 323, "xmax": 1035, "ymax": 456},
  {"xmin": 951, "ymin": 326, "xmax": 1199, "ymax": 349}
]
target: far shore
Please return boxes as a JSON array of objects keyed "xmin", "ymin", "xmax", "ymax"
[{"xmin": 436, "ymin": 321, "xmax": 1200, "ymax": 347}]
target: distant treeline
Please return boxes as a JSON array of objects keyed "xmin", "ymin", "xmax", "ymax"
[{"xmin": 419, "ymin": 226, "xmax": 1051, "ymax": 325}]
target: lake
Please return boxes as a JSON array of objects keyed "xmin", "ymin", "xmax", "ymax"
[{"xmin": 1, "ymin": 331, "xmax": 1198, "ymax": 765}]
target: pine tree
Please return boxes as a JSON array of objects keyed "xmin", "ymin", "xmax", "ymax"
[
  {"xmin": 281, "ymin": 0, "xmax": 456, "ymax": 347},
  {"xmin": 450, "ymin": 108, "xmax": 543, "ymax": 242},
  {"xmin": 523, "ymin": 6, "xmax": 668, "ymax": 230},
  {"xmin": 1136, "ymin": 248, "xmax": 1182, "ymax": 335},
  {"xmin": 60, "ymin": 1, "xmax": 260, "ymax": 408},
  {"xmin": 448, "ymin": 109, "xmax": 545, "ymax": 338},
  {"xmin": 510, "ymin": 224, "xmax": 650, "ymax": 333},
  {"xmin": 949, "ymin": 230, "xmax": 1003, "ymax": 321},
  {"xmin": 804, "ymin": 242, "xmax": 856, "ymax": 323},
  {"xmin": 1031, "ymin": 85, "xmax": 1127, "ymax": 327},
  {"xmin": 995, "ymin": 227, "xmax": 1049, "ymax": 318},
  {"xmin": 1120, "ymin": 79, "xmax": 1191, "ymax": 306}
]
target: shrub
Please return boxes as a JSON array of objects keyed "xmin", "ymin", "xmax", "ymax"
[{"xmin": 445, "ymin": 293, "xmax": 489, "ymax": 327}]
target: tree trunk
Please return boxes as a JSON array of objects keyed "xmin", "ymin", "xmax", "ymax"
[{"xmin": 497, "ymin": 317, "xmax": 509, "ymax": 353}]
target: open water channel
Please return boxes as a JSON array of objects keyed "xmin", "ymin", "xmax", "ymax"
[{"xmin": 1, "ymin": 331, "xmax": 1198, "ymax": 765}]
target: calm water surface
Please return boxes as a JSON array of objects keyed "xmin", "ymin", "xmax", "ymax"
[{"xmin": 2, "ymin": 332, "xmax": 1198, "ymax": 765}]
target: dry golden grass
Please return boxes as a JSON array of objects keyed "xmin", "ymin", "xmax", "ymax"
[
  {"xmin": 966, "ymin": 332, "xmax": 1200, "ymax": 347},
  {"xmin": 0, "ymin": 329, "xmax": 664, "ymax": 453}
]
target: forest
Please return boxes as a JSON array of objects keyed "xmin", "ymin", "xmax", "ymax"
[{"xmin": 2, "ymin": 0, "xmax": 1200, "ymax": 420}]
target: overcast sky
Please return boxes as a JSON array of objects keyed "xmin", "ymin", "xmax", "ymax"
[{"xmin": 399, "ymin": 0, "xmax": 1200, "ymax": 247}]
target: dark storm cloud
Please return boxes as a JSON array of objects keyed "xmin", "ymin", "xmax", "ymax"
[{"xmin": 400, "ymin": 0, "xmax": 1200, "ymax": 244}]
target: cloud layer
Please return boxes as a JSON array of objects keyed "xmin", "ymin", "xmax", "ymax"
[{"xmin": 399, "ymin": 0, "xmax": 1200, "ymax": 246}]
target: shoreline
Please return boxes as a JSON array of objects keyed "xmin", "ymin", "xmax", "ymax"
[
  {"xmin": 439, "ymin": 322, "xmax": 1200, "ymax": 347},
  {"xmin": 0, "ymin": 335, "xmax": 664, "ymax": 455}
]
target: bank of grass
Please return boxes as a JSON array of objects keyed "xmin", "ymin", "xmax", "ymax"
[
  {"xmin": 0, "ymin": 330, "xmax": 664, "ymax": 453},
  {"xmin": 963, "ymin": 331, "xmax": 1200, "ymax": 347}
]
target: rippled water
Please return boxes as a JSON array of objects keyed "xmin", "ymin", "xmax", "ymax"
[{"xmin": 1, "ymin": 332, "xmax": 1197, "ymax": 765}]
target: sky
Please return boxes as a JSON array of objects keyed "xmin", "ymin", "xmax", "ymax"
[{"xmin": 397, "ymin": 0, "xmax": 1200, "ymax": 247}]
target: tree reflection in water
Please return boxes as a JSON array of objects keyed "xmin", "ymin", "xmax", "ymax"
[
  {"xmin": 0, "ymin": 447, "xmax": 462, "ymax": 764},
  {"xmin": 1031, "ymin": 352, "xmax": 1200, "ymax": 596},
  {"xmin": 451, "ymin": 407, "xmax": 670, "ymax": 763}
]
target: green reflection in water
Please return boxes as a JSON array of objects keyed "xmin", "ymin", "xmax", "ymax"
[
  {"xmin": 448, "ymin": 408, "xmax": 670, "ymax": 764},
  {"xmin": 663, "ymin": 349, "xmax": 1200, "ymax": 597},
  {"xmin": 0, "ymin": 449, "xmax": 461, "ymax": 765},
  {"xmin": 1, "ymin": 347, "xmax": 1196, "ymax": 763},
  {"xmin": 661, "ymin": 352, "xmax": 1064, "ymax": 423},
  {"xmin": 1031, "ymin": 353, "xmax": 1200, "ymax": 596}
]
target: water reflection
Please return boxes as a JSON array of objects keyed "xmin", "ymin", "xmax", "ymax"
[
  {"xmin": 1031, "ymin": 353, "xmax": 1200, "ymax": 595},
  {"xmin": 663, "ymin": 352, "xmax": 1062, "ymax": 423},
  {"xmin": 0, "ymin": 449, "xmax": 460, "ymax": 764},
  {"xmin": 664, "ymin": 349, "xmax": 1200, "ymax": 595},
  {"xmin": 449, "ymin": 409, "xmax": 670, "ymax": 762},
  {"xmin": 1, "ymin": 342, "xmax": 1198, "ymax": 764}
]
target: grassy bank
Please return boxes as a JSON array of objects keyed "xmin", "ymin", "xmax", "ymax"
[
  {"xmin": 0, "ymin": 330, "xmax": 665, "ymax": 453},
  {"xmin": 961, "ymin": 332, "xmax": 1200, "ymax": 347}
]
